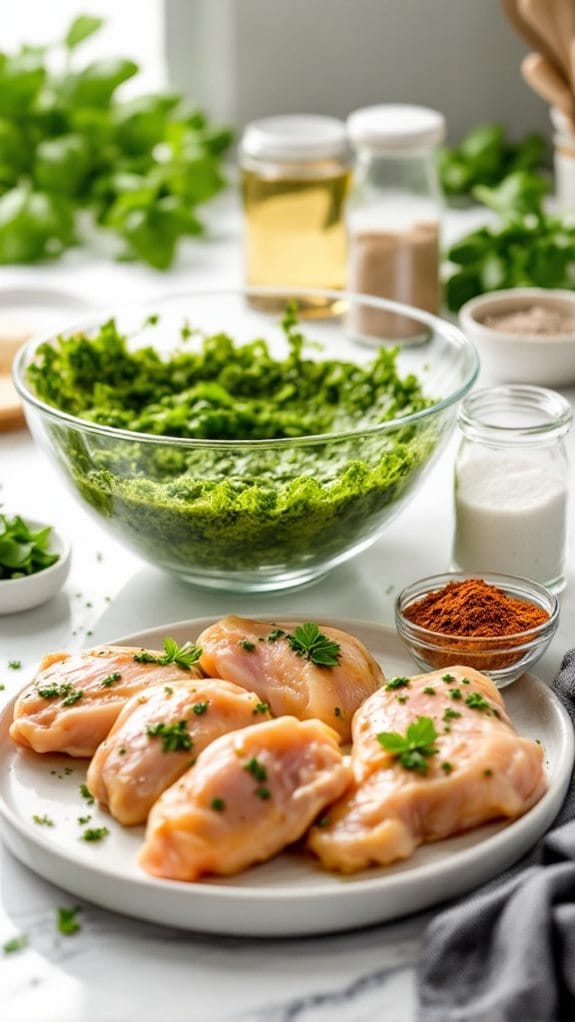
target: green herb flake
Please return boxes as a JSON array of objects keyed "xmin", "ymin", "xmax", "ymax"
[
  {"xmin": 484, "ymin": 768, "xmax": 494, "ymax": 777},
  {"xmin": 443, "ymin": 707, "xmax": 461, "ymax": 722},
  {"xmin": 243, "ymin": 756, "xmax": 267, "ymax": 782},
  {"xmin": 2, "ymin": 934, "xmax": 27, "ymax": 954},
  {"xmin": 8, "ymin": 660, "xmax": 22, "ymax": 670},
  {"xmin": 192, "ymin": 701, "xmax": 209, "ymax": 716},
  {"xmin": 82, "ymin": 827, "xmax": 109, "ymax": 842},
  {"xmin": 385, "ymin": 676, "xmax": 410, "ymax": 691},
  {"xmin": 77, "ymin": 815, "xmax": 91, "ymax": 825},
  {"xmin": 164, "ymin": 686, "xmax": 173, "ymax": 696},
  {"xmin": 441, "ymin": 761, "xmax": 454, "ymax": 774},
  {"xmin": 32, "ymin": 813, "xmax": 54, "ymax": 827},
  {"xmin": 423, "ymin": 686, "xmax": 436, "ymax": 695},
  {"xmin": 238, "ymin": 639, "xmax": 255, "ymax": 652},
  {"xmin": 442, "ymin": 674, "xmax": 455, "ymax": 683},
  {"xmin": 79, "ymin": 783, "xmax": 95, "ymax": 805},
  {"xmin": 62, "ymin": 689, "xmax": 83, "ymax": 707},
  {"xmin": 334, "ymin": 706, "xmax": 342, "ymax": 717},
  {"xmin": 377, "ymin": 716, "xmax": 439, "ymax": 774},
  {"xmin": 252, "ymin": 701, "xmax": 269, "ymax": 715},
  {"xmin": 255, "ymin": 786, "xmax": 272, "ymax": 800},
  {"xmin": 134, "ymin": 638, "xmax": 202, "ymax": 671},
  {"xmin": 396, "ymin": 695, "xmax": 408, "ymax": 704},
  {"xmin": 118, "ymin": 746, "xmax": 127, "ymax": 756},
  {"xmin": 449, "ymin": 688, "xmax": 462, "ymax": 701},
  {"xmin": 266, "ymin": 628, "xmax": 286, "ymax": 642},
  {"xmin": 101, "ymin": 671, "xmax": 121, "ymax": 688},
  {"xmin": 57, "ymin": 906, "xmax": 81, "ymax": 936},
  {"xmin": 38, "ymin": 682, "xmax": 72, "ymax": 700},
  {"xmin": 465, "ymin": 692, "xmax": 491, "ymax": 713},
  {"xmin": 146, "ymin": 719, "xmax": 192, "ymax": 753},
  {"xmin": 210, "ymin": 797, "xmax": 226, "ymax": 812}
]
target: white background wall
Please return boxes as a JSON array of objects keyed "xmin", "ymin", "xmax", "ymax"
[{"xmin": 165, "ymin": 0, "xmax": 552, "ymax": 142}]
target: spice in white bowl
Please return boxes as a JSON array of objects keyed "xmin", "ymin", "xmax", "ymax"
[{"xmin": 482, "ymin": 305, "xmax": 575, "ymax": 336}]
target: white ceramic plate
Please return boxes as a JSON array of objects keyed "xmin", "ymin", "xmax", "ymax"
[{"xmin": 0, "ymin": 618, "xmax": 572, "ymax": 938}]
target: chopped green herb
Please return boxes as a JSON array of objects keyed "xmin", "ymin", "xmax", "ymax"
[
  {"xmin": 252, "ymin": 701, "xmax": 269, "ymax": 715},
  {"xmin": 385, "ymin": 676, "xmax": 410, "ymax": 691},
  {"xmin": 62, "ymin": 689, "xmax": 83, "ymax": 707},
  {"xmin": 0, "ymin": 514, "xmax": 59, "ymax": 581},
  {"xmin": 118, "ymin": 746, "xmax": 127, "ymax": 756},
  {"xmin": 64, "ymin": 767, "xmax": 73, "ymax": 775},
  {"xmin": 255, "ymin": 786, "xmax": 272, "ymax": 800},
  {"xmin": 423, "ymin": 686, "xmax": 436, "ymax": 695},
  {"xmin": 79, "ymin": 783, "xmax": 95, "ymax": 805},
  {"xmin": 449, "ymin": 688, "xmax": 462, "ymax": 701},
  {"xmin": 2, "ymin": 934, "xmax": 27, "ymax": 954},
  {"xmin": 484, "ymin": 768, "xmax": 494, "ymax": 777},
  {"xmin": 286, "ymin": 623, "xmax": 341, "ymax": 667},
  {"xmin": 32, "ymin": 814, "xmax": 54, "ymax": 827},
  {"xmin": 238, "ymin": 639, "xmax": 255, "ymax": 652},
  {"xmin": 211, "ymin": 797, "xmax": 226, "ymax": 812},
  {"xmin": 396, "ymin": 695, "xmax": 408, "ymax": 704},
  {"xmin": 77, "ymin": 815, "xmax": 91, "ymax": 825},
  {"xmin": 134, "ymin": 638, "xmax": 202, "ymax": 671},
  {"xmin": 243, "ymin": 756, "xmax": 267, "ymax": 782},
  {"xmin": 57, "ymin": 906, "xmax": 81, "ymax": 936},
  {"xmin": 100, "ymin": 671, "xmax": 121, "ymax": 687},
  {"xmin": 82, "ymin": 827, "xmax": 109, "ymax": 842},
  {"xmin": 0, "ymin": 684, "xmax": 4, "ymax": 691},
  {"xmin": 444, "ymin": 725, "xmax": 451, "ymax": 734},
  {"xmin": 266, "ymin": 628, "xmax": 286, "ymax": 642},
  {"xmin": 461, "ymin": 677, "xmax": 471, "ymax": 685},
  {"xmin": 441, "ymin": 761, "xmax": 454, "ymax": 774},
  {"xmin": 377, "ymin": 716, "xmax": 439, "ymax": 774},
  {"xmin": 164, "ymin": 686, "xmax": 174, "ymax": 696},
  {"xmin": 465, "ymin": 692, "xmax": 491, "ymax": 712},
  {"xmin": 192, "ymin": 701, "xmax": 209, "ymax": 716},
  {"xmin": 443, "ymin": 707, "xmax": 461, "ymax": 722},
  {"xmin": 38, "ymin": 682, "xmax": 73, "ymax": 700},
  {"xmin": 8, "ymin": 660, "xmax": 21, "ymax": 670},
  {"xmin": 442, "ymin": 674, "xmax": 455, "ymax": 683},
  {"xmin": 146, "ymin": 719, "xmax": 192, "ymax": 753},
  {"xmin": 334, "ymin": 706, "xmax": 342, "ymax": 718}
]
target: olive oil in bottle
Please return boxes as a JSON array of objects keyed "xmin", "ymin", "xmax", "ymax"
[{"xmin": 240, "ymin": 116, "xmax": 350, "ymax": 315}]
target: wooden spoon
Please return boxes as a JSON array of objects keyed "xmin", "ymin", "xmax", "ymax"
[
  {"xmin": 521, "ymin": 51, "xmax": 575, "ymax": 124},
  {"xmin": 501, "ymin": 0, "xmax": 566, "ymax": 73},
  {"xmin": 519, "ymin": 0, "xmax": 570, "ymax": 76}
]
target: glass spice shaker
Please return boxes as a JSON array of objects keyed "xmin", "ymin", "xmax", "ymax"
[
  {"xmin": 240, "ymin": 115, "xmax": 351, "ymax": 315},
  {"xmin": 452, "ymin": 385, "xmax": 572, "ymax": 591},
  {"xmin": 345, "ymin": 104, "xmax": 445, "ymax": 342}
]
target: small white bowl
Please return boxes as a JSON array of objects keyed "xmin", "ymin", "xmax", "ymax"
[
  {"xmin": 0, "ymin": 519, "xmax": 71, "ymax": 614},
  {"xmin": 459, "ymin": 288, "xmax": 575, "ymax": 386}
]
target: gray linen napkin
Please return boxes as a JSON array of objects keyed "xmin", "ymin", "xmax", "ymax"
[{"xmin": 417, "ymin": 649, "xmax": 575, "ymax": 1022}]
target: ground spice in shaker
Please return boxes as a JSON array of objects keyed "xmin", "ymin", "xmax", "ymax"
[{"xmin": 345, "ymin": 105, "xmax": 445, "ymax": 342}]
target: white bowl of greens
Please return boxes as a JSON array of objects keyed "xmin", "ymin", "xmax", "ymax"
[{"xmin": 0, "ymin": 514, "xmax": 71, "ymax": 614}]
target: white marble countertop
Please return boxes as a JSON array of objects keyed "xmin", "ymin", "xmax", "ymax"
[{"xmin": 1, "ymin": 201, "xmax": 574, "ymax": 1022}]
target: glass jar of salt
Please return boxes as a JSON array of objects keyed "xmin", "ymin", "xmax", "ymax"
[
  {"xmin": 452, "ymin": 385, "xmax": 571, "ymax": 592},
  {"xmin": 345, "ymin": 104, "xmax": 445, "ymax": 342}
]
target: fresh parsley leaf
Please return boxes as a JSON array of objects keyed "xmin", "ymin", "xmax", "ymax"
[
  {"xmin": 377, "ymin": 716, "xmax": 439, "ymax": 774},
  {"xmin": 385, "ymin": 676, "xmax": 410, "ymax": 690},
  {"xmin": 192, "ymin": 701, "xmax": 209, "ymax": 715},
  {"xmin": 252, "ymin": 701, "xmax": 269, "ymax": 715},
  {"xmin": 286, "ymin": 623, "xmax": 341, "ymax": 667},
  {"xmin": 134, "ymin": 638, "xmax": 201, "ymax": 670},
  {"xmin": 100, "ymin": 671, "xmax": 121, "ymax": 687},
  {"xmin": 32, "ymin": 814, "xmax": 54, "ymax": 827},
  {"xmin": 146, "ymin": 719, "xmax": 192, "ymax": 753},
  {"xmin": 255, "ymin": 786, "xmax": 272, "ymax": 800},
  {"xmin": 61, "ymin": 689, "xmax": 83, "ymax": 706},
  {"xmin": 465, "ymin": 692, "xmax": 492, "ymax": 712},
  {"xmin": 238, "ymin": 639, "xmax": 255, "ymax": 652},
  {"xmin": 243, "ymin": 756, "xmax": 267, "ymax": 782},
  {"xmin": 79, "ymin": 783, "xmax": 95, "ymax": 805},
  {"xmin": 81, "ymin": 827, "xmax": 109, "ymax": 842},
  {"xmin": 3, "ymin": 934, "xmax": 28, "ymax": 953},
  {"xmin": 8, "ymin": 660, "xmax": 21, "ymax": 669}
]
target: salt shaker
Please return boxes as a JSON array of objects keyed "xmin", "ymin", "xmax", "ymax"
[
  {"xmin": 452, "ymin": 385, "xmax": 572, "ymax": 591},
  {"xmin": 239, "ymin": 115, "xmax": 351, "ymax": 314},
  {"xmin": 345, "ymin": 104, "xmax": 445, "ymax": 341}
]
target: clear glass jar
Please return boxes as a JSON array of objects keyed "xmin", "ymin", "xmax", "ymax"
[
  {"xmin": 452, "ymin": 385, "xmax": 572, "ymax": 591},
  {"xmin": 345, "ymin": 104, "xmax": 445, "ymax": 341},
  {"xmin": 240, "ymin": 115, "xmax": 351, "ymax": 315}
]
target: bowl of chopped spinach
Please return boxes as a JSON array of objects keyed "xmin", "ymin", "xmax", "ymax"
[{"xmin": 14, "ymin": 289, "xmax": 478, "ymax": 591}]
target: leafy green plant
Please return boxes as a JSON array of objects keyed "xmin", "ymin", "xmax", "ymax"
[
  {"xmin": 0, "ymin": 514, "xmax": 59, "ymax": 580},
  {"xmin": 444, "ymin": 169, "xmax": 575, "ymax": 311},
  {"xmin": 0, "ymin": 14, "xmax": 232, "ymax": 268},
  {"xmin": 438, "ymin": 123, "xmax": 547, "ymax": 198}
]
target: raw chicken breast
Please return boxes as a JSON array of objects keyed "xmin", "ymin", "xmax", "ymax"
[
  {"xmin": 87, "ymin": 679, "xmax": 271, "ymax": 825},
  {"xmin": 197, "ymin": 616, "xmax": 384, "ymax": 742},
  {"xmin": 308, "ymin": 666, "xmax": 546, "ymax": 873},
  {"xmin": 10, "ymin": 646, "xmax": 203, "ymax": 757},
  {"xmin": 139, "ymin": 716, "xmax": 351, "ymax": 881}
]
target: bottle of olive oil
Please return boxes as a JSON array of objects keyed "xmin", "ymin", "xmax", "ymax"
[{"xmin": 240, "ymin": 116, "xmax": 351, "ymax": 315}]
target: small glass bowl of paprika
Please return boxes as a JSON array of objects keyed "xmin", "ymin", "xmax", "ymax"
[{"xmin": 394, "ymin": 571, "xmax": 559, "ymax": 688}]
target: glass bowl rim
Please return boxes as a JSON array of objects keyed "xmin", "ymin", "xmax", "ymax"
[
  {"xmin": 394, "ymin": 570, "xmax": 560, "ymax": 644},
  {"xmin": 13, "ymin": 285, "xmax": 480, "ymax": 450}
]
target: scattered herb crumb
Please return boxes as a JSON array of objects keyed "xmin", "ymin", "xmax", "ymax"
[
  {"xmin": 334, "ymin": 706, "xmax": 342, "ymax": 718},
  {"xmin": 118, "ymin": 746, "xmax": 127, "ymax": 756},
  {"xmin": 484, "ymin": 768, "xmax": 494, "ymax": 777},
  {"xmin": 62, "ymin": 689, "xmax": 83, "ymax": 707},
  {"xmin": 465, "ymin": 692, "xmax": 491, "ymax": 713},
  {"xmin": 164, "ymin": 686, "xmax": 173, "ymax": 696},
  {"xmin": 443, "ymin": 707, "xmax": 461, "ymax": 722},
  {"xmin": 101, "ymin": 671, "xmax": 121, "ymax": 688},
  {"xmin": 57, "ymin": 906, "xmax": 81, "ymax": 936},
  {"xmin": 192, "ymin": 701, "xmax": 209, "ymax": 716},
  {"xmin": 79, "ymin": 783, "xmax": 95, "ymax": 805},
  {"xmin": 255, "ymin": 786, "xmax": 272, "ymax": 800},
  {"xmin": 441, "ymin": 761, "xmax": 454, "ymax": 774},
  {"xmin": 82, "ymin": 827, "xmax": 109, "ymax": 842},
  {"xmin": 449, "ymin": 688, "xmax": 462, "ymax": 701},
  {"xmin": 211, "ymin": 797, "xmax": 226, "ymax": 812},
  {"xmin": 243, "ymin": 756, "xmax": 267, "ymax": 782},
  {"xmin": 385, "ymin": 676, "xmax": 410, "ymax": 691},
  {"xmin": 442, "ymin": 674, "xmax": 455, "ymax": 683},
  {"xmin": 423, "ymin": 686, "xmax": 436, "ymax": 695},
  {"xmin": 8, "ymin": 660, "xmax": 21, "ymax": 670},
  {"xmin": 146, "ymin": 719, "xmax": 192, "ymax": 752},
  {"xmin": 252, "ymin": 701, "xmax": 269, "ymax": 715},
  {"xmin": 32, "ymin": 814, "xmax": 54, "ymax": 827},
  {"xmin": 2, "ymin": 934, "xmax": 28, "ymax": 954},
  {"xmin": 396, "ymin": 695, "xmax": 408, "ymax": 704},
  {"xmin": 238, "ymin": 639, "xmax": 255, "ymax": 652},
  {"xmin": 77, "ymin": 815, "xmax": 91, "ymax": 825}
]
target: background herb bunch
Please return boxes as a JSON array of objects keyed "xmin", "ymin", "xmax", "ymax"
[{"xmin": 0, "ymin": 14, "xmax": 232, "ymax": 269}]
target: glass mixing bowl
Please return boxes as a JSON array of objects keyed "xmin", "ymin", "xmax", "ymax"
[{"xmin": 14, "ymin": 287, "xmax": 478, "ymax": 591}]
